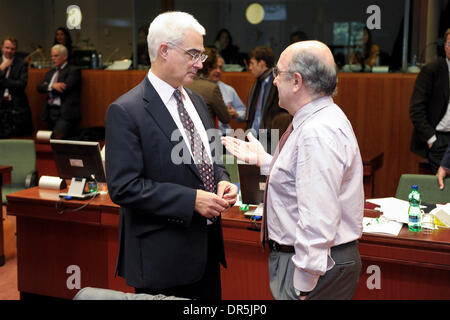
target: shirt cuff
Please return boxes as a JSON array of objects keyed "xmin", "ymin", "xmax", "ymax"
[
  {"xmin": 427, "ymin": 135, "xmax": 437, "ymax": 146},
  {"xmin": 260, "ymin": 154, "xmax": 273, "ymax": 176},
  {"xmin": 293, "ymin": 266, "xmax": 320, "ymax": 293}
]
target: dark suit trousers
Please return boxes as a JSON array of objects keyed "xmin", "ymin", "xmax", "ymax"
[
  {"xmin": 135, "ymin": 224, "xmax": 222, "ymax": 300},
  {"xmin": 428, "ymin": 132, "xmax": 450, "ymax": 174}
]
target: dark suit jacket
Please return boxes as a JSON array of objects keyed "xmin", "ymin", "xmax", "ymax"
[
  {"xmin": 186, "ymin": 77, "xmax": 231, "ymax": 126},
  {"xmin": 442, "ymin": 145, "xmax": 450, "ymax": 169},
  {"xmin": 410, "ymin": 58, "xmax": 449, "ymax": 158},
  {"xmin": 245, "ymin": 69, "xmax": 291, "ymax": 132},
  {"xmin": 105, "ymin": 77, "xmax": 230, "ymax": 289},
  {"xmin": 37, "ymin": 64, "xmax": 81, "ymax": 121},
  {"xmin": 0, "ymin": 57, "xmax": 33, "ymax": 136}
]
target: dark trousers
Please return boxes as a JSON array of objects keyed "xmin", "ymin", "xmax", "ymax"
[
  {"xmin": 135, "ymin": 226, "xmax": 222, "ymax": 300},
  {"xmin": 428, "ymin": 132, "xmax": 450, "ymax": 174},
  {"xmin": 46, "ymin": 104, "xmax": 78, "ymax": 139}
]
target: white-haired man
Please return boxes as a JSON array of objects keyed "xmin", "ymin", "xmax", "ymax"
[
  {"xmin": 105, "ymin": 11, "xmax": 237, "ymax": 300},
  {"xmin": 222, "ymin": 41, "xmax": 363, "ymax": 300},
  {"xmin": 37, "ymin": 44, "xmax": 81, "ymax": 139}
]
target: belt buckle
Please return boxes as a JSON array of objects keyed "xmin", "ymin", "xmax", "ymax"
[{"xmin": 269, "ymin": 240, "xmax": 279, "ymax": 252}]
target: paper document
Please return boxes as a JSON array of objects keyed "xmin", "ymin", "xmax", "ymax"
[
  {"xmin": 366, "ymin": 197, "xmax": 414, "ymax": 224},
  {"xmin": 363, "ymin": 216, "xmax": 403, "ymax": 236}
]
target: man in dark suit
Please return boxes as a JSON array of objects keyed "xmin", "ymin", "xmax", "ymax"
[
  {"xmin": 410, "ymin": 28, "xmax": 450, "ymax": 173},
  {"xmin": 37, "ymin": 44, "xmax": 81, "ymax": 139},
  {"xmin": 0, "ymin": 37, "xmax": 33, "ymax": 138},
  {"xmin": 105, "ymin": 11, "xmax": 238, "ymax": 300},
  {"xmin": 246, "ymin": 46, "xmax": 291, "ymax": 151}
]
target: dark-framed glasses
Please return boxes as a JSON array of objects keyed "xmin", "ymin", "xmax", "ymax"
[
  {"xmin": 167, "ymin": 41, "xmax": 208, "ymax": 63},
  {"xmin": 272, "ymin": 66, "xmax": 292, "ymax": 78}
]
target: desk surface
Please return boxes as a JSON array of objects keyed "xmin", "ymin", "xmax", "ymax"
[
  {"xmin": 7, "ymin": 186, "xmax": 449, "ymax": 250},
  {"xmin": 6, "ymin": 186, "xmax": 450, "ymax": 299}
]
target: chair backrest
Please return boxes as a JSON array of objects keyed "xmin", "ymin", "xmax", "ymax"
[
  {"xmin": 0, "ymin": 139, "xmax": 36, "ymax": 203},
  {"xmin": 222, "ymin": 154, "xmax": 239, "ymax": 183},
  {"xmin": 395, "ymin": 174, "xmax": 450, "ymax": 204}
]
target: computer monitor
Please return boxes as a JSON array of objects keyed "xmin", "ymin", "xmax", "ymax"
[
  {"xmin": 50, "ymin": 139, "xmax": 106, "ymax": 199},
  {"xmin": 237, "ymin": 163, "xmax": 266, "ymax": 205}
]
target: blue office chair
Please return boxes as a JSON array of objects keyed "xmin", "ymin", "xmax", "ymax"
[{"xmin": 0, "ymin": 139, "xmax": 38, "ymax": 204}]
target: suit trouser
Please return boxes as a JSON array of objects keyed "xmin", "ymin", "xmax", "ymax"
[
  {"xmin": 268, "ymin": 240, "xmax": 361, "ymax": 300},
  {"xmin": 135, "ymin": 224, "xmax": 222, "ymax": 300},
  {"xmin": 428, "ymin": 132, "xmax": 450, "ymax": 174}
]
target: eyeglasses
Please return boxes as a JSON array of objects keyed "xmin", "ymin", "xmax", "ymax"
[
  {"xmin": 272, "ymin": 66, "xmax": 292, "ymax": 78},
  {"xmin": 167, "ymin": 41, "xmax": 208, "ymax": 63}
]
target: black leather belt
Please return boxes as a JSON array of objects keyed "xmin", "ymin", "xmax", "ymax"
[
  {"xmin": 268, "ymin": 240, "xmax": 295, "ymax": 253},
  {"xmin": 268, "ymin": 239, "xmax": 357, "ymax": 253}
]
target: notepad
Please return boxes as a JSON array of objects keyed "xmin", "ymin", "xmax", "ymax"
[{"xmin": 363, "ymin": 216, "xmax": 403, "ymax": 236}]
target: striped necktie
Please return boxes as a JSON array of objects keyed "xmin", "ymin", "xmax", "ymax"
[{"xmin": 173, "ymin": 89, "xmax": 215, "ymax": 194}]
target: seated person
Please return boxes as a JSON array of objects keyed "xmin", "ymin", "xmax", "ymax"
[
  {"xmin": 348, "ymin": 27, "xmax": 379, "ymax": 68},
  {"xmin": 206, "ymin": 54, "xmax": 246, "ymax": 134},
  {"xmin": 185, "ymin": 47, "xmax": 231, "ymax": 127},
  {"xmin": 37, "ymin": 44, "xmax": 81, "ymax": 139}
]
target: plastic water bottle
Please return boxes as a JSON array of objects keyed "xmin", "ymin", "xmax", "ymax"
[
  {"xmin": 97, "ymin": 52, "xmax": 103, "ymax": 69},
  {"xmin": 408, "ymin": 184, "xmax": 422, "ymax": 232},
  {"xmin": 91, "ymin": 52, "xmax": 97, "ymax": 69}
]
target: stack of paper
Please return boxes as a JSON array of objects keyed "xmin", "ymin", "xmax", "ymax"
[
  {"xmin": 366, "ymin": 197, "xmax": 412, "ymax": 224},
  {"xmin": 362, "ymin": 217, "xmax": 403, "ymax": 236}
]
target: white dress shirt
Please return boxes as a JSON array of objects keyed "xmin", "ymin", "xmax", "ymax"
[{"xmin": 261, "ymin": 96, "xmax": 364, "ymax": 292}]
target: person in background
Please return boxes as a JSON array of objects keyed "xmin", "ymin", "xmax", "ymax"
[
  {"xmin": 214, "ymin": 29, "xmax": 244, "ymax": 66},
  {"xmin": 348, "ymin": 27, "xmax": 379, "ymax": 68},
  {"xmin": 37, "ymin": 44, "xmax": 81, "ymax": 139},
  {"xmin": 105, "ymin": 11, "xmax": 237, "ymax": 300},
  {"xmin": 290, "ymin": 30, "xmax": 309, "ymax": 44},
  {"xmin": 54, "ymin": 27, "xmax": 74, "ymax": 62},
  {"xmin": 246, "ymin": 45, "xmax": 291, "ymax": 147},
  {"xmin": 222, "ymin": 40, "xmax": 363, "ymax": 300},
  {"xmin": 207, "ymin": 54, "xmax": 246, "ymax": 135},
  {"xmin": 410, "ymin": 28, "xmax": 450, "ymax": 173},
  {"xmin": 437, "ymin": 144, "xmax": 450, "ymax": 190},
  {"xmin": 0, "ymin": 37, "xmax": 33, "ymax": 138},
  {"xmin": 185, "ymin": 47, "xmax": 231, "ymax": 127}
]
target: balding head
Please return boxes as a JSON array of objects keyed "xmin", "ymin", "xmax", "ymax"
[{"xmin": 283, "ymin": 40, "xmax": 337, "ymax": 97}]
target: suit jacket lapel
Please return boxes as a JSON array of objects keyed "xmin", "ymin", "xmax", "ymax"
[{"xmin": 141, "ymin": 78, "xmax": 203, "ymax": 182}]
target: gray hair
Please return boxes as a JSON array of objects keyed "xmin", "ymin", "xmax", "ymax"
[
  {"xmin": 51, "ymin": 44, "xmax": 68, "ymax": 58},
  {"xmin": 287, "ymin": 50, "xmax": 337, "ymax": 97},
  {"xmin": 147, "ymin": 11, "xmax": 206, "ymax": 62}
]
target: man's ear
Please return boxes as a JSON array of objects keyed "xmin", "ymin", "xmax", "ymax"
[
  {"xmin": 293, "ymin": 72, "xmax": 302, "ymax": 91},
  {"xmin": 160, "ymin": 43, "xmax": 169, "ymax": 59}
]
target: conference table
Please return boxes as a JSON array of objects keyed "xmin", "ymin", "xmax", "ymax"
[
  {"xmin": 6, "ymin": 185, "xmax": 449, "ymax": 300},
  {"xmin": 0, "ymin": 165, "xmax": 12, "ymax": 267}
]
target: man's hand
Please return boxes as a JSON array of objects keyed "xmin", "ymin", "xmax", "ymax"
[
  {"xmin": 217, "ymin": 181, "xmax": 238, "ymax": 207},
  {"xmin": 0, "ymin": 58, "xmax": 12, "ymax": 72},
  {"xmin": 195, "ymin": 189, "xmax": 229, "ymax": 220},
  {"xmin": 436, "ymin": 166, "xmax": 450, "ymax": 190},
  {"xmin": 52, "ymin": 82, "xmax": 66, "ymax": 93},
  {"xmin": 221, "ymin": 132, "xmax": 270, "ymax": 167}
]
